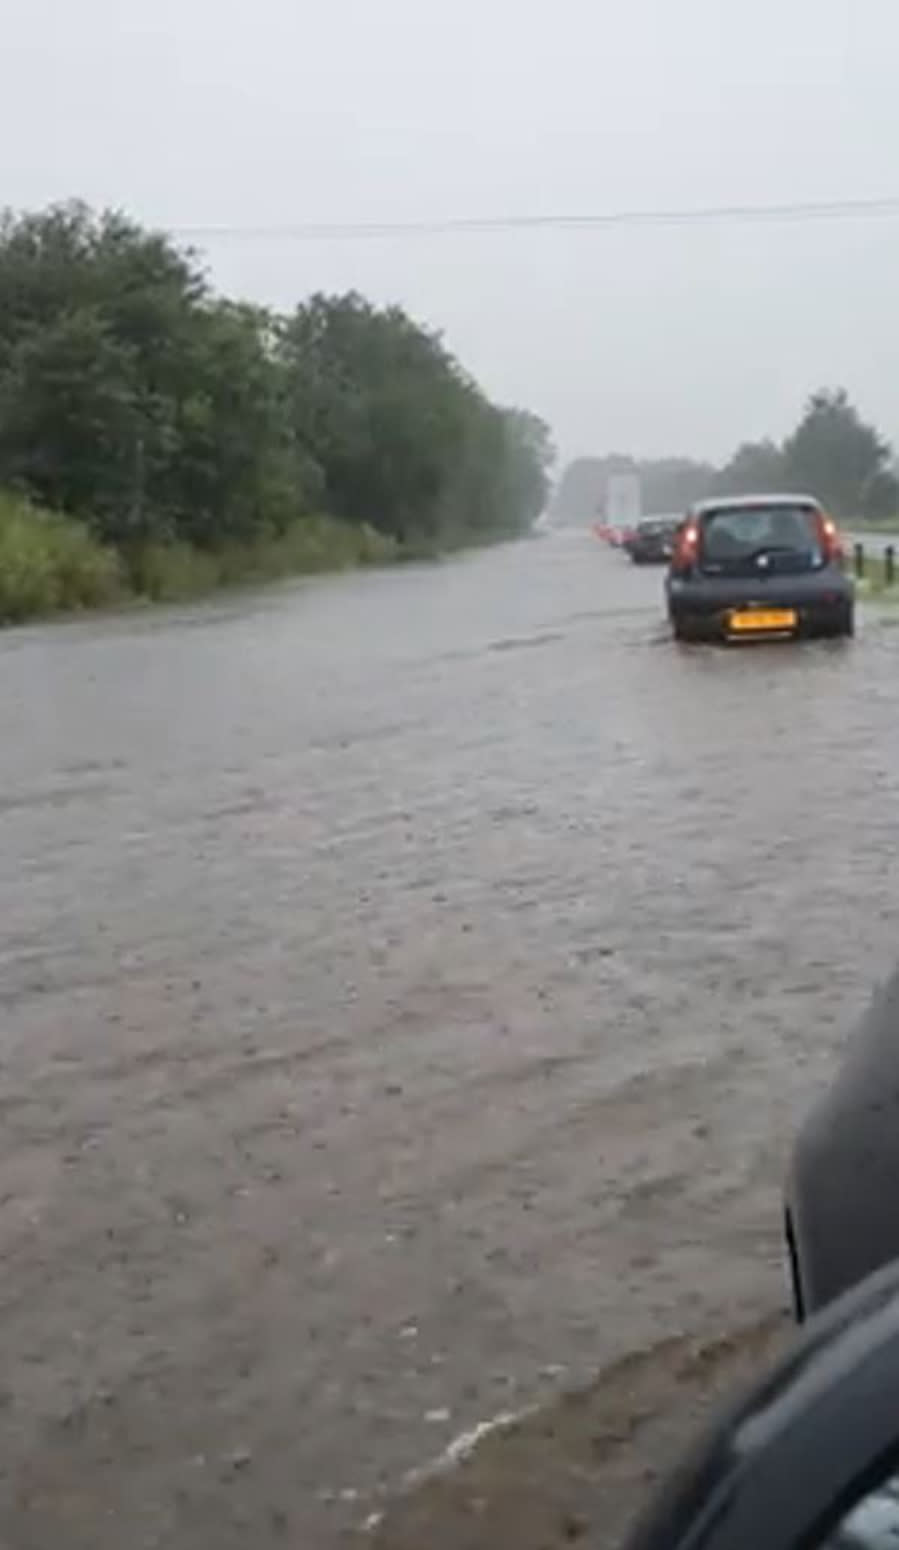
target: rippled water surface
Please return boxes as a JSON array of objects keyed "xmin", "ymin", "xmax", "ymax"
[{"xmin": 2, "ymin": 534, "xmax": 898, "ymax": 1547}]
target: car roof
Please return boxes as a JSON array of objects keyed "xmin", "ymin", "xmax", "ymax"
[{"xmin": 690, "ymin": 492, "xmax": 821, "ymax": 515}]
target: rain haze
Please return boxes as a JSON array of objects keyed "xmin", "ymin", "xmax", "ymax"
[{"xmin": 4, "ymin": 0, "xmax": 899, "ymax": 463}]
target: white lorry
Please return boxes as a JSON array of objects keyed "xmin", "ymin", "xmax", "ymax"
[{"xmin": 603, "ymin": 472, "xmax": 642, "ymax": 544}]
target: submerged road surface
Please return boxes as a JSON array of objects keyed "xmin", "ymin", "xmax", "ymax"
[{"xmin": 2, "ymin": 533, "xmax": 899, "ymax": 1548}]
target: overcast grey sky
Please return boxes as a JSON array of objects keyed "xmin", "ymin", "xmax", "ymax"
[{"xmin": 4, "ymin": 0, "xmax": 898, "ymax": 463}]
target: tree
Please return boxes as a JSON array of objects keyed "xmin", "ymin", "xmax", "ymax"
[
  {"xmin": 860, "ymin": 466, "xmax": 899, "ymax": 524},
  {"xmin": 494, "ymin": 408, "xmax": 555, "ymax": 529},
  {"xmin": 552, "ymin": 456, "xmax": 714, "ymax": 525},
  {"xmin": 0, "ymin": 204, "xmax": 203, "ymax": 541},
  {"xmin": 783, "ymin": 389, "xmax": 892, "ymax": 518},
  {"xmin": 639, "ymin": 458, "xmax": 716, "ymax": 515},
  {"xmin": 713, "ymin": 439, "xmax": 786, "ymax": 496},
  {"xmin": 0, "ymin": 307, "xmax": 141, "ymax": 526},
  {"xmin": 0, "ymin": 207, "xmax": 322, "ymax": 549},
  {"xmin": 280, "ymin": 294, "xmax": 458, "ymax": 541},
  {"xmin": 161, "ymin": 301, "xmax": 321, "ymax": 547},
  {"xmin": 0, "ymin": 203, "xmax": 555, "ymax": 560},
  {"xmin": 279, "ymin": 293, "xmax": 546, "ymax": 545},
  {"xmin": 554, "ymin": 392, "xmax": 897, "ymax": 533}
]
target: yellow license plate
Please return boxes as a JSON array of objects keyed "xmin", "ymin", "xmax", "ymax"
[{"xmin": 728, "ymin": 608, "xmax": 797, "ymax": 633}]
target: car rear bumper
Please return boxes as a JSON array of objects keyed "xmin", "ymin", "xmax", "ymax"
[
  {"xmin": 631, "ymin": 542, "xmax": 672, "ymax": 564},
  {"xmin": 667, "ymin": 571, "xmax": 853, "ymax": 638}
]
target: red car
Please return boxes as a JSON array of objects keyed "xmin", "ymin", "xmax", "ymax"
[{"xmin": 594, "ymin": 522, "xmax": 635, "ymax": 548}]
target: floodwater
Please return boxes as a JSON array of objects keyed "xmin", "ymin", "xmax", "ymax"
[{"xmin": 2, "ymin": 533, "xmax": 899, "ymax": 1549}]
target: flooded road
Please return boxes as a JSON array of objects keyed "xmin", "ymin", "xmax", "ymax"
[{"xmin": 3, "ymin": 532, "xmax": 899, "ymax": 1549}]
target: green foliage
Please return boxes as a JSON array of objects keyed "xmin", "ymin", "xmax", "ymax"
[
  {"xmin": 125, "ymin": 540, "xmax": 221, "ymax": 601},
  {"xmin": 553, "ymin": 456, "xmax": 716, "ymax": 524},
  {"xmin": 859, "ymin": 468, "xmax": 899, "ymax": 525},
  {"xmin": 555, "ymin": 390, "xmax": 898, "ymax": 526},
  {"xmin": 0, "ymin": 492, "xmax": 122, "ymax": 622},
  {"xmin": 0, "ymin": 203, "xmax": 550, "ymax": 618},
  {"xmin": 126, "ymin": 516, "xmax": 397, "ymax": 603},
  {"xmin": 279, "ymin": 293, "xmax": 552, "ymax": 546},
  {"xmin": 783, "ymin": 389, "xmax": 893, "ymax": 519},
  {"xmin": 713, "ymin": 440, "xmax": 786, "ymax": 496},
  {"xmin": 0, "ymin": 498, "xmax": 397, "ymax": 622}
]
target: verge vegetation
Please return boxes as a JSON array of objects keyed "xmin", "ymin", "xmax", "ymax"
[{"xmin": 0, "ymin": 203, "xmax": 554, "ymax": 623}]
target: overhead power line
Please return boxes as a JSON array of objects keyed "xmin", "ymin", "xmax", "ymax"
[{"xmin": 170, "ymin": 194, "xmax": 899, "ymax": 243}]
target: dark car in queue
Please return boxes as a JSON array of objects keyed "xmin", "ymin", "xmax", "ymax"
[
  {"xmin": 785, "ymin": 961, "xmax": 899, "ymax": 1324},
  {"xmin": 625, "ymin": 515, "xmax": 679, "ymax": 565},
  {"xmin": 666, "ymin": 493, "xmax": 853, "ymax": 642}
]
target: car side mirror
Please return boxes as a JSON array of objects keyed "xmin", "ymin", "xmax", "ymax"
[{"xmin": 624, "ymin": 1260, "xmax": 899, "ymax": 1550}]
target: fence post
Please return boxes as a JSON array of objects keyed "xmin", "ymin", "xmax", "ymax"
[
  {"xmin": 886, "ymin": 545, "xmax": 895, "ymax": 587},
  {"xmin": 854, "ymin": 542, "xmax": 865, "ymax": 579}
]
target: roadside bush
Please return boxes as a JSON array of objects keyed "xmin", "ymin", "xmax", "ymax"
[
  {"xmin": 0, "ymin": 492, "xmax": 122, "ymax": 622},
  {"xmin": 267, "ymin": 515, "xmax": 398, "ymax": 574},
  {"xmin": 0, "ymin": 499, "xmax": 404, "ymax": 622},
  {"xmin": 126, "ymin": 515, "xmax": 398, "ymax": 604},
  {"xmin": 125, "ymin": 541, "xmax": 221, "ymax": 602},
  {"xmin": 0, "ymin": 208, "xmax": 553, "ymax": 574}
]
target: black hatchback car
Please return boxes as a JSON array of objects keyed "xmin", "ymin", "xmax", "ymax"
[
  {"xmin": 626, "ymin": 515, "xmax": 679, "ymax": 565},
  {"xmin": 666, "ymin": 494, "xmax": 854, "ymax": 641}
]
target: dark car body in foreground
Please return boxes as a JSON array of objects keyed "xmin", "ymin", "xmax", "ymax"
[
  {"xmin": 626, "ymin": 1259, "xmax": 899, "ymax": 1550},
  {"xmin": 666, "ymin": 494, "xmax": 854, "ymax": 642},
  {"xmin": 786, "ymin": 962, "xmax": 899, "ymax": 1322},
  {"xmin": 626, "ymin": 515, "xmax": 679, "ymax": 564}
]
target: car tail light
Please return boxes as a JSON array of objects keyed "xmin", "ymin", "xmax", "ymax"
[
  {"xmin": 816, "ymin": 510, "xmax": 843, "ymax": 562},
  {"xmin": 672, "ymin": 520, "xmax": 699, "ymax": 570}
]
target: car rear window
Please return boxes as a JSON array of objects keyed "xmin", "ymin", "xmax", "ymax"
[{"xmin": 700, "ymin": 504, "xmax": 823, "ymax": 569}]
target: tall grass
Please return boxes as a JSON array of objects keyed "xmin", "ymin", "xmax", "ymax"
[
  {"xmin": 854, "ymin": 515, "xmax": 899, "ymax": 534},
  {"xmin": 127, "ymin": 516, "xmax": 398, "ymax": 602},
  {"xmin": 0, "ymin": 492, "xmax": 123, "ymax": 623},
  {"xmin": 0, "ymin": 499, "xmax": 400, "ymax": 623},
  {"xmin": 856, "ymin": 554, "xmax": 899, "ymax": 598}
]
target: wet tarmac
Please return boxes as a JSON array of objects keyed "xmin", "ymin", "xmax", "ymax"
[{"xmin": 2, "ymin": 532, "xmax": 899, "ymax": 1548}]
